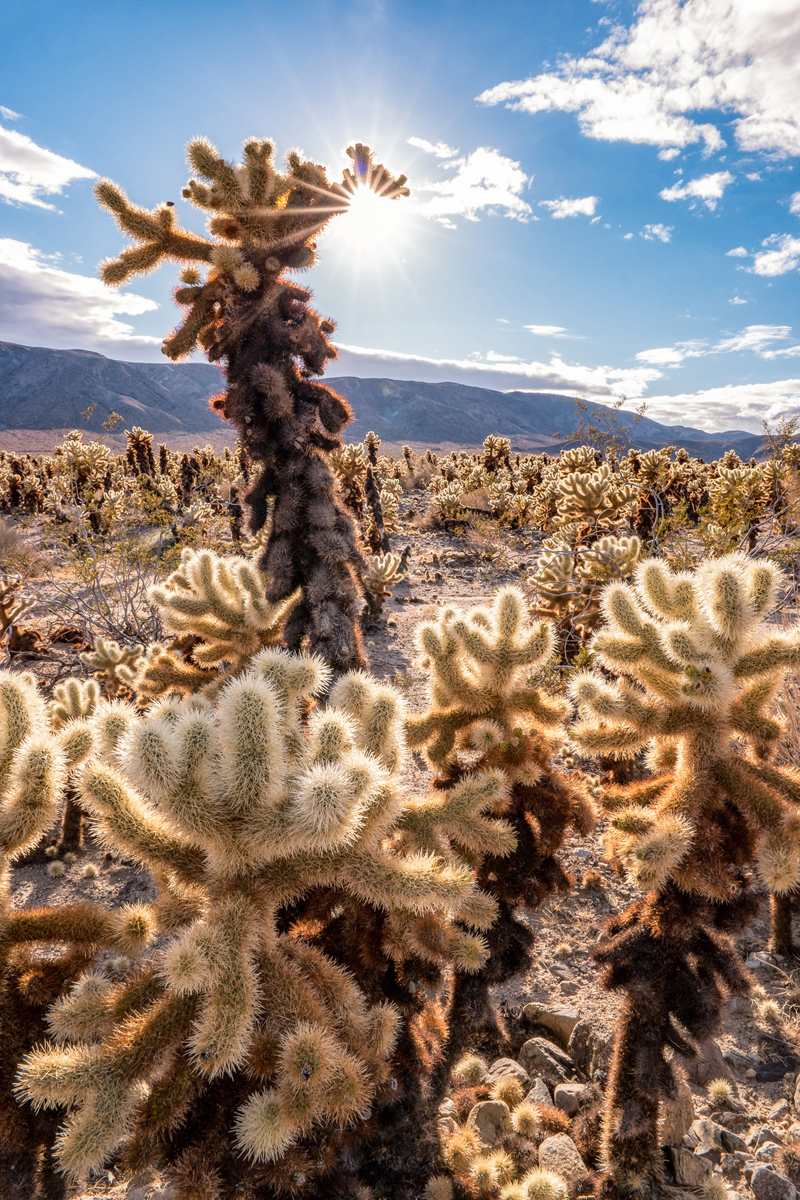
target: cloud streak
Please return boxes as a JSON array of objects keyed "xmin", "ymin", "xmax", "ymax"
[
  {"xmin": 0, "ymin": 238, "xmax": 160, "ymax": 353},
  {"xmin": 660, "ymin": 170, "xmax": 734, "ymax": 210},
  {"xmin": 538, "ymin": 195, "xmax": 599, "ymax": 218},
  {"xmin": 413, "ymin": 146, "xmax": 532, "ymax": 225},
  {"xmin": 0, "ymin": 123, "xmax": 96, "ymax": 210}
]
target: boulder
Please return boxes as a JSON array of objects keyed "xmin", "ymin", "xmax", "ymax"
[
  {"xmin": 752, "ymin": 1167, "xmax": 797, "ymax": 1200},
  {"xmin": 567, "ymin": 1019, "xmax": 612, "ymax": 1076},
  {"xmin": 538, "ymin": 1133, "xmax": 587, "ymax": 1182},
  {"xmin": 518, "ymin": 1037, "xmax": 574, "ymax": 1083},
  {"xmin": 526, "ymin": 1077, "xmax": 553, "ymax": 1107},
  {"xmin": 438, "ymin": 1099, "xmax": 458, "ymax": 1120},
  {"xmin": 554, "ymin": 1083, "xmax": 590, "ymax": 1117},
  {"xmin": 466, "ymin": 1100, "xmax": 512, "ymax": 1148},
  {"xmin": 483, "ymin": 1058, "xmax": 531, "ymax": 1090},
  {"xmin": 681, "ymin": 1038, "xmax": 733, "ymax": 1086},
  {"xmin": 523, "ymin": 1004, "xmax": 580, "ymax": 1047},
  {"xmin": 756, "ymin": 1143, "xmax": 784, "ymax": 1165},
  {"xmin": 669, "ymin": 1146, "xmax": 710, "ymax": 1187}
]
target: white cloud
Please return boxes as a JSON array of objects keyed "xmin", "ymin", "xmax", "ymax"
[
  {"xmin": 727, "ymin": 246, "xmax": 749, "ymax": 257},
  {"xmin": 751, "ymin": 233, "xmax": 800, "ymax": 276},
  {"xmin": 636, "ymin": 347, "xmax": 687, "ymax": 365},
  {"xmin": 525, "ymin": 324, "xmax": 570, "ymax": 337},
  {"xmin": 658, "ymin": 147, "xmax": 681, "ymax": 161},
  {"xmin": 539, "ymin": 195, "xmax": 599, "ymax": 218},
  {"xmin": 790, "ymin": 191, "xmax": 800, "ymax": 214},
  {"xmin": 0, "ymin": 123, "xmax": 96, "ymax": 210},
  {"xmin": 331, "ymin": 342, "xmax": 661, "ymax": 400},
  {"xmin": 729, "ymin": 296, "xmax": 747, "ymax": 303},
  {"xmin": 407, "ymin": 136, "xmax": 459, "ymax": 159},
  {"xmin": 477, "ymin": 0, "xmax": 800, "ymax": 159},
  {"xmin": 660, "ymin": 170, "xmax": 734, "ymax": 210},
  {"xmin": 623, "ymin": 231, "xmax": 634, "ymax": 239},
  {"xmin": 643, "ymin": 379, "xmax": 800, "ymax": 433},
  {"xmin": 414, "ymin": 147, "xmax": 532, "ymax": 224},
  {"xmin": 0, "ymin": 107, "xmax": 21, "ymax": 121},
  {"xmin": 716, "ymin": 324, "xmax": 792, "ymax": 353},
  {"xmin": 636, "ymin": 324, "xmax": 796, "ymax": 368},
  {"xmin": 641, "ymin": 223, "xmax": 673, "ymax": 242},
  {"xmin": 0, "ymin": 238, "xmax": 160, "ymax": 353}
]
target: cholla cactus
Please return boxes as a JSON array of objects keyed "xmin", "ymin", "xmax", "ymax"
[
  {"xmin": 559, "ymin": 446, "xmax": 597, "ymax": 475},
  {"xmin": 483, "ymin": 436, "xmax": 511, "ymax": 473},
  {"xmin": 0, "ymin": 576, "xmax": 33, "ymax": 645},
  {"xmin": 406, "ymin": 589, "xmax": 594, "ymax": 1060},
  {"xmin": 569, "ymin": 553, "xmax": 800, "ymax": 1191},
  {"xmin": 125, "ymin": 427, "xmax": 156, "ymax": 477},
  {"xmin": 125, "ymin": 548, "xmax": 299, "ymax": 703},
  {"xmin": 0, "ymin": 671, "xmax": 152, "ymax": 1195},
  {"xmin": 555, "ymin": 465, "xmax": 635, "ymax": 534},
  {"xmin": 80, "ymin": 637, "xmax": 144, "ymax": 698},
  {"xmin": 432, "ymin": 480, "xmax": 464, "ymax": 522},
  {"xmin": 49, "ymin": 678, "xmax": 102, "ymax": 851},
  {"xmin": 365, "ymin": 552, "xmax": 404, "ymax": 614},
  {"xmin": 709, "ymin": 465, "xmax": 767, "ymax": 552},
  {"xmin": 364, "ymin": 430, "xmax": 381, "ymax": 465},
  {"xmin": 330, "ymin": 443, "xmax": 368, "ymax": 514},
  {"xmin": 95, "ymin": 137, "xmax": 408, "ymax": 675},
  {"xmin": 17, "ymin": 651, "xmax": 489, "ymax": 1195}
]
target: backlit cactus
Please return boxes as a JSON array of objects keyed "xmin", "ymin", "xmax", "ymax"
[
  {"xmin": 407, "ymin": 588, "xmax": 594, "ymax": 1061},
  {"xmin": 94, "ymin": 137, "xmax": 408, "ymax": 674},
  {"xmin": 17, "ymin": 651, "xmax": 489, "ymax": 1196},
  {"xmin": 569, "ymin": 553, "xmax": 800, "ymax": 1192}
]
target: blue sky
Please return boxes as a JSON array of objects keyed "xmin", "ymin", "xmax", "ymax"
[{"xmin": 1, "ymin": 0, "xmax": 799, "ymax": 432}]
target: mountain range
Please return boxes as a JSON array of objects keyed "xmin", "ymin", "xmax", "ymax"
[{"xmin": 0, "ymin": 341, "xmax": 763, "ymax": 459}]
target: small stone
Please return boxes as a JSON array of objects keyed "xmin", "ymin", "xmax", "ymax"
[
  {"xmin": 685, "ymin": 1118, "xmax": 724, "ymax": 1161},
  {"xmin": 484, "ymin": 1058, "xmax": 531, "ymax": 1090},
  {"xmin": 729, "ymin": 995, "xmax": 751, "ymax": 1014},
  {"xmin": 748, "ymin": 1068, "xmax": 759, "ymax": 1080},
  {"xmin": 719, "ymin": 1128, "xmax": 748, "ymax": 1154},
  {"xmin": 438, "ymin": 1117, "xmax": 459, "ymax": 1138},
  {"xmin": 466, "ymin": 1100, "xmax": 512, "ymax": 1148},
  {"xmin": 523, "ymin": 1004, "xmax": 580, "ymax": 1047},
  {"xmin": 747, "ymin": 953, "xmax": 776, "ymax": 971},
  {"xmin": 126, "ymin": 1170, "xmax": 163, "ymax": 1200},
  {"xmin": 751, "ymin": 1166, "xmax": 797, "ymax": 1200},
  {"xmin": 772, "ymin": 1101, "xmax": 791, "ymax": 1122},
  {"xmin": 756, "ymin": 1143, "xmax": 783, "ymax": 1164},
  {"xmin": 560, "ymin": 981, "xmax": 579, "ymax": 996},
  {"xmin": 554, "ymin": 1083, "xmax": 589, "ymax": 1116},
  {"xmin": 660, "ymin": 1078, "xmax": 696, "ymax": 1147},
  {"xmin": 518, "ymin": 1037, "xmax": 574, "ymax": 1083},
  {"xmin": 526, "ymin": 1078, "xmax": 553, "ymax": 1107},
  {"xmin": 538, "ymin": 1133, "xmax": 587, "ymax": 1182},
  {"xmin": 438, "ymin": 1099, "xmax": 458, "ymax": 1120},
  {"xmin": 670, "ymin": 1146, "xmax": 711, "ymax": 1187}
]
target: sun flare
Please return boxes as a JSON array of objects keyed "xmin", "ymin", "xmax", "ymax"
[{"xmin": 331, "ymin": 185, "xmax": 406, "ymax": 257}]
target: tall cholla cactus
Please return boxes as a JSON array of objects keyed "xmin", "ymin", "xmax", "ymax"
[
  {"xmin": 124, "ymin": 547, "xmax": 298, "ymax": 702},
  {"xmin": 0, "ymin": 672, "xmax": 153, "ymax": 1198},
  {"xmin": 554, "ymin": 464, "xmax": 636, "ymax": 535},
  {"xmin": 17, "ymin": 650, "xmax": 489, "ymax": 1197},
  {"xmin": 406, "ymin": 588, "xmax": 595, "ymax": 1061},
  {"xmin": 95, "ymin": 137, "xmax": 408, "ymax": 675},
  {"xmin": 569, "ymin": 553, "xmax": 800, "ymax": 1194}
]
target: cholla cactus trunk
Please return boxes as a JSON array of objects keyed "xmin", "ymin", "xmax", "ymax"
[
  {"xmin": 364, "ymin": 464, "xmax": 391, "ymax": 555},
  {"xmin": 95, "ymin": 138, "xmax": 407, "ymax": 676},
  {"xmin": 570, "ymin": 554, "xmax": 800, "ymax": 1195},
  {"xmin": 406, "ymin": 589, "xmax": 595, "ymax": 1072},
  {"xmin": 770, "ymin": 892, "xmax": 796, "ymax": 957}
]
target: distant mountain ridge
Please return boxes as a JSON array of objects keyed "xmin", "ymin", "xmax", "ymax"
[{"xmin": 0, "ymin": 341, "xmax": 763, "ymax": 459}]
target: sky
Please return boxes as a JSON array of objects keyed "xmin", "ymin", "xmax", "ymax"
[{"xmin": 0, "ymin": 0, "xmax": 799, "ymax": 434}]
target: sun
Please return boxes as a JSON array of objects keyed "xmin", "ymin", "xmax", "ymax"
[{"xmin": 327, "ymin": 185, "xmax": 407, "ymax": 259}]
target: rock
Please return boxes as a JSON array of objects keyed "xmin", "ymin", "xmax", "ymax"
[
  {"xmin": 438, "ymin": 1099, "xmax": 458, "ymax": 1120},
  {"xmin": 685, "ymin": 1118, "xmax": 724, "ymax": 1161},
  {"xmin": 126, "ymin": 1171, "xmax": 164, "ymax": 1200},
  {"xmin": 523, "ymin": 1004, "xmax": 580, "ymax": 1047},
  {"xmin": 682, "ymin": 1038, "xmax": 733, "ymax": 1086},
  {"xmin": 538, "ymin": 1133, "xmax": 587, "ymax": 1182},
  {"xmin": 747, "ymin": 953, "xmax": 777, "ymax": 971},
  {"xmin": 560, "ymin": 981, "xmax": 579, "ymax": 996},
  {"xmin": 518, "ymin": 1037, "xmax": 574, "ymax": 1083},
  {"xmin": 567, "ymin": 1019, "xmax": 612, "ymax": 1076},
  {"xmin": 756, "ymin": 1143, "xmax": 784, "ymax": 1164},
  {"xmin": 748, "ymin": 1127, "xmax": 780, "ymax": 1149},
  {"xmin": 466, "ymin": 1100, "xmax": 512, "ymax": 1148},
  {"xmin": 748, "ymin": 1068, "xmax": 759, "ymax": 1080},
  {"xmin": 669, "ymin": 1146, "xmax": 711, "ymax": 1187},
  {"xmin": 484, "ymin": 1058, "xmax": 531, "ymax": 1090},
  {"xmin": 795, "ymin": 1078, "xmax": 800, "ymax": 1111},
  {"xmin": 551, "ymin": 963, "xmax": 576, "ymax": 981},
  {"xmin": 719, "ymin": 1127, "xmax": 748, "ymax": 1154},
  {"xmin": 554, "ymin": 1083, "xmax": 590, "ymax": 1117},
  {"xmin": 729, "ymin": 995, "xmax": 751, "ymax": 1014},
  {"xmin": 751, "ymin": 1166, "xmax": 797, "ymax": 1200},
  {"xmin": 438, "ymin": 1117, "xmax": 459, "ymax": 1138},
  {"xmin": 772, "ymin": 1100, "xmax": 791, "ymax": 1122},
  {"xmin": 660, "ymin": 1078, "xmax": 696, "ymax": 1147},
  {"xmin": 526, "ymin": 1077, "xmax": 553, "ymax": 1107}
]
